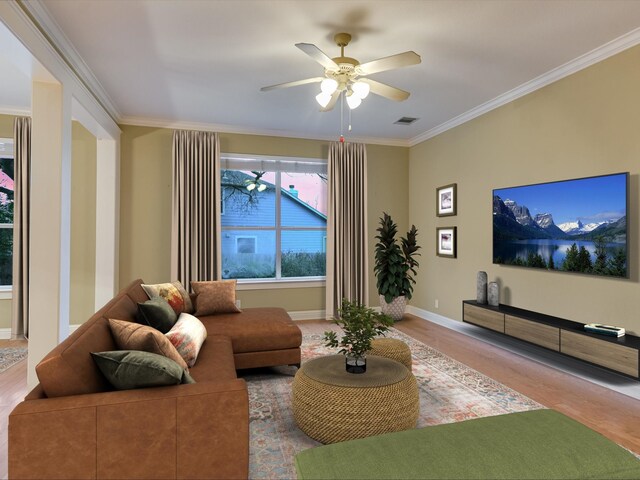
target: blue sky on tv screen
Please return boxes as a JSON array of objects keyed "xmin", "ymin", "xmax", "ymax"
[{"xmin": 493, "ymin": 173, "xmax": 626, "ymax": 225}]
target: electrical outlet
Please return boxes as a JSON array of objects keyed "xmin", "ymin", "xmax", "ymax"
[{"xmin": 435, "ymin": 299, "xmax": 439, "ymax": 309}]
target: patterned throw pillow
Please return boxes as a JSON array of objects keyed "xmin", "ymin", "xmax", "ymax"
[
  {"xmin": 137, "ymin": 296, "xmax": 178, "ymax": 334},
  {"xmin": 108, "ymin": 319, "xmax": 188, "ymax": 370},
  {"xmin": 91, "ymin": 350, "xmax": 195, "ymax": 390},
  {"xmin": 190, "ymin": 279, "xmax": 241, "ymax": 316},
  {"xmin": 141, "ymin": 281, "xmax": 194, "ymax": 315},
  {"xmin": 165, "ymin": 313, "xmax": 208, "ymax": 367}
]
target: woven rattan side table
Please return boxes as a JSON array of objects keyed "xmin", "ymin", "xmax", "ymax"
[
  {"xmin": 368, "ymin": 337, "xmax": 412, "ymax": 369},
  {"xmin": 292, "ymin": 355, "xmax": 419, "ymax": 444}
]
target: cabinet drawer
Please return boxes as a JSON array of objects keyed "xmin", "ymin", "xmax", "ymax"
[
  {"xmin": 463, "ymin": 304, "xmax": 504, "ymax": 333},
  {"xmin": 505, "ymin": 315, "xmax": 560, "ymax": 351},
  {"xmin": 561, "ymin": 330, "xmax": 639, "ymax": 377}
]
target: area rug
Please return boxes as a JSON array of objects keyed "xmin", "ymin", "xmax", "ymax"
[
  {"xmin": 241, "ymin": 325, "xmax": 544, "ymax": 479},
  {"xmin": 0, "ymin": 347, "xmax": 28, "ymax": 373}
]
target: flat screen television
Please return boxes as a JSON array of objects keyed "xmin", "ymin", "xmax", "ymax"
[{"xmin": 493, "ymin": 172, "xmax": 628, "ymax": 278}]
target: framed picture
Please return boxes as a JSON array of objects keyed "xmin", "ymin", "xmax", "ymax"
[
  {"xmin": 436, "ymin": 183, "xmax": 457, "ymax": 217},
  {"xmin": 436, "ymin": 227, "xmax": 457, "ymax": 258}
]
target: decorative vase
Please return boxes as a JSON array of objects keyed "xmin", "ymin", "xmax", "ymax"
[
  {"xmin": 379, "ymin": 295, "xmax": 407, "ymax": 322},
  {"xmin": 488, "ymin": 282, "xmax": 500, "ymax": 306},
  {"xmin": 345, "ymin": 354, "xmax": 367, "ymax": 374},
  {"xmin": 476, "ymin": 271, "xmax": 488, "ymax": 304}
]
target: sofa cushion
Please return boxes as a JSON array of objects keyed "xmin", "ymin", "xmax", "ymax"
[
  {"xmin": 165, "ymin": 313, "xmax": 207, "ymax": 367},
  {"xmin": 141, "ymin": 281, "xmax": 194, "ymax": 315},
  {"xmin": 109, "ymin": 319, "xmax": 188, "ymax": 370},
  {"xmin": 188, "ymin": 335, "xmax": 237, "ymax": 382},
  {"xmin": 91, "ymin": 350, "xmax": 195, "ymax": 390},
  {"xmin": 137, "ymin": 297, "xmax": 177, "ymax": 333},
  {"xmin": 191, "ymin": 280, "xmax": 241, "ymax": 315},
  {"xmin": 35, "ymin": 285, "xmax": 142, "ymax": 398},
  {"xmin": 199, "ymin": 307, "xmax": 301, "ymax": 354}
]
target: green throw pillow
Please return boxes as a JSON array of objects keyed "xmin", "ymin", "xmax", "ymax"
[
  {"xmin": 137, "ymin": 296, "xmax": 178, "ymax": 333},
  {"xmin": 91, "ymin": 350, "xmax": 195, "ymax": 390}
]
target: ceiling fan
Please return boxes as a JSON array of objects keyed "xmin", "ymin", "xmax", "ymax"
[{"xmin": 261, "ymin": 33, "xmax": 421, "ymax": 112}]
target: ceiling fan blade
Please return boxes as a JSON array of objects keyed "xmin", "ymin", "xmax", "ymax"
[
  {"xmin": 296, "ymin": 43, "xmax": 339, "ymax": 71},
  {"xmin": 261, "ymin": 77, "xmax": 324, "ymax": 92},
  {"xmin": 320, "ymin": 90, "xmax": 341, "ymax": 112},
  {"xmin": 357, "ymin": 51, "xmax": 421, "ymax": 75},
  {"xmin": 359, "ymin": 78, "xmax": 410, "ymax": 101}
]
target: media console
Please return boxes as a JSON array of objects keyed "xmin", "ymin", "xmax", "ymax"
[{"xmin": 462, "ymin": 300, "xmax": 640, "ymax": 380}]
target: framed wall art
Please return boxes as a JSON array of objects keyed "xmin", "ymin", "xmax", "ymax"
[
  {"xmin": 436, "ymin": 183, "xmax": 457, "ymax": 217},
  {"xmin": 436, "ymin": 227, "xmax": 457, "ymax": 258}
]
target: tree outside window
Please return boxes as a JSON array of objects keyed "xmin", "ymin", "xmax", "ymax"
[{"xmin": 0, "ymin": 151, "xmax": 14, "ymax": 287}]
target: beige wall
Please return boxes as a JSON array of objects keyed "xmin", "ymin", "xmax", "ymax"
[
  {"xmin": 409, "ymin": 45, "xmax": 640, "ymax": 334},
  {"xmin": 118, "ymin": 125, "xmax": 408, "ymax": 311},
  {"xmin": 0, "ymin": 114, "xmax": 15, "ymax": 329},
  {"xmin": 70, "ymin": 121, "xmax": 97, "ymax": 325}
]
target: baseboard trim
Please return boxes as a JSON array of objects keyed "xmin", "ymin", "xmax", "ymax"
[
  {"xmin": 288, "ymin": 310, "xmax": 326, "ymax": 321},
  {"xmin": 405, "ymin": 305, "xmax": 640, "ymax": 401},
  {"xmin": 0, "ymin": 328, "xmax": 10, "ymax": 340}
]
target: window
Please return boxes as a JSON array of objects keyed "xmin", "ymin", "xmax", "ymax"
[
  {"xmin": 236, "ymin": 236, "xmax": 257, "ymax": 254},
  {"xmin": 0, "ymin": 138, "xmax": 14, "ymax": 288},
  {"xmin": 220, "ymin": 155, "xmax": 327, "ymax": 281}
]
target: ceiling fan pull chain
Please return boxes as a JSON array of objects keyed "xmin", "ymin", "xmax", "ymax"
[{"xmin": 349, "ymin": 106, "xmax": 352, "ymax": 131}]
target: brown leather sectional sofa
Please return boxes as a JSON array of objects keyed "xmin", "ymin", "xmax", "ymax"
[{"xmin": 8, "ymin": 279, "xmax": 302, "ymax": 479}]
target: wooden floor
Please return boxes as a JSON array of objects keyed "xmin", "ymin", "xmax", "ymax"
[{"xmin": 1, "ymin": 316, "xmax": 639, "ymax": 479}]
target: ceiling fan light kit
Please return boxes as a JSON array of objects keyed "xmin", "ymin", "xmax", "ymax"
[{"xmin": 261, "ymin": 32, "xmax": 421, "ymax": 113}]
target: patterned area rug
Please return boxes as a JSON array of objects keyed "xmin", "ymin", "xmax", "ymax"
[
  {"xmin": 241, "ymin": 325, "xmax": 544, "ymax": 479},
  {"xmin": 0, "ymin": 347, "xmax": 28, "ymax": 373}
]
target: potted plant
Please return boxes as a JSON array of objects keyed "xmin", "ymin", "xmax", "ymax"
[
  {"xmin": 374, "ymin": 212, "xmax": 421, "ymax": 321},
  {"xmin": 323, "ymin": 299, "xmax": 393, "ymax": 374}
]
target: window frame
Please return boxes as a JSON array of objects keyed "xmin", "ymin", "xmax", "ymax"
[
  {"xmin": 220, "ymin": 153, "xmax": 327, "ymax": 287},
  {"xmin": 0, "ymin": 137, "xmax": 14, "ymax": 297}
]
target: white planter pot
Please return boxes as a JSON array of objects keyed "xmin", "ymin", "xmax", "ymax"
[{"xmin": 379, "ymin": 295, "xmax": 407, "ymax": 322}]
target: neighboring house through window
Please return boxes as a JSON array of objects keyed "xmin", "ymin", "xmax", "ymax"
[
  {"xmin": 220, "ymin": 154, "xmax": 327, "ymax": 281},
  {"xmin": 0, "ymin": 138, "xmax": 14, "ymax": 289}
]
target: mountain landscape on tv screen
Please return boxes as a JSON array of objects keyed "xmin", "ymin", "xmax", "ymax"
[{"xmin": 492, "ymin": 175, "xmax": 627, "ymax": 277}]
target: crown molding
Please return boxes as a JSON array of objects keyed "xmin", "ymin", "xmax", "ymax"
[
  {"xmin": 409, "ymin": 26, "xmax": 640, "ymax": 147},
  {"xmin": 0, "ymin": 105, "xmax": 30, "ymax": 116},
  {"xmin": 20, "ymin": 0, "xmax": 122, "ymax": 121},
  {"xmin": 119, "ymin": 116, "xmax": 412, "ymax": 147}
]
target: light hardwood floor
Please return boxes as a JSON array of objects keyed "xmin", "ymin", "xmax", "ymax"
[{"xmin": 1, "ymin": 316, "xmax": 639, "ymax": 479}]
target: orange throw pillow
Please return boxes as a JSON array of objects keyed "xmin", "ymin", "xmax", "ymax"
[
  {"xmin": 141, "ymin": 281, "xmax": 194, "ymax": 315},
  {"xmin": 108, "ymin": 319, "xmax": 188, "ymax": 370},
  {"xmin": 190, "ymin": 280, "xmax": 241, "ymax": 316}
]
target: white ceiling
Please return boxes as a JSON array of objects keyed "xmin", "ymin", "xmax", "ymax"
[{"xmin": 5, "ymin": 1, "xmax": 640, "ymax": 144}]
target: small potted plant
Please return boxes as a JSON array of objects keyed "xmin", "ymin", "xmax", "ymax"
[
  {"xmin": 323, "ymin": 299, "xmax": 393, "ymax": 374},
  {"xmin": 374, "ymin": 212, "xmax": 421, "ymax": 321}
]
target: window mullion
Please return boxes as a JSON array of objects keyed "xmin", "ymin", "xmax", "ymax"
[{"xmin": 275, "ymin": 172, "xmax": 282, "ymax": 279}]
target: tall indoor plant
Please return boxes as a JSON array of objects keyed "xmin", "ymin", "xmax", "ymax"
[
  {"xmin": 374, "ymin": 212, "xmax": 421, "ymax": 321},
  {"xmin": 324, "ymin": 299, "xmax": 393, "ymax": 373}
]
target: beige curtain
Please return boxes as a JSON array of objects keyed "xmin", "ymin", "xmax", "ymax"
[
  {"xmin": 325, "ymin": 141, "xmax": 369, "ymax": 318},
  {"xmin": 11, "ymin": 117, "xmax": 30, "ymax": 339},
  {"xmin": 171, "ymin": 130, "xmax": 221, "ymax": 287}
]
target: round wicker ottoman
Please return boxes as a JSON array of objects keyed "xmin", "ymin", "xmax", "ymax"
[
  {"xmin": 292, "ymin": 355, "xmax": 419, "ymax": 444},
  {"xmin": 368, "ymin": 337, "xmax": 412, "ymax": 369}
]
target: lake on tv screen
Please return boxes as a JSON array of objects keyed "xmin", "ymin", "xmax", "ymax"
[{"xmin": 492, "ymin": 173, "xmax": 627, "ymax": 277}]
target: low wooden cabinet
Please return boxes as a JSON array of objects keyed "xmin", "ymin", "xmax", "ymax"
[
  {"xmin": 462, "ymin": 301, "xmax": 640, "ymax": 380},
  {"xmin": 463, "ymin": 303, "xmax": 504, "ymax": 333},
  {"xmin": 505, "ymin": 315, "xmax": 560, "ymax": 351}
]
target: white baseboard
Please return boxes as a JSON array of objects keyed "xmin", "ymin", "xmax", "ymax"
[
  {"xmin": 405, "ymin": 305, "xmax": 640, "ymax": 401},
  {"xmin": 0, "ymin": 327, "xmax": 10, "ymax": 340},
  {"xmin": 69, "ymin": 324, "xmax": 82, "ymax": 333},
  {"xmin": 288, "ymin": 310, "xmax": 327, "ymax": 321}
]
